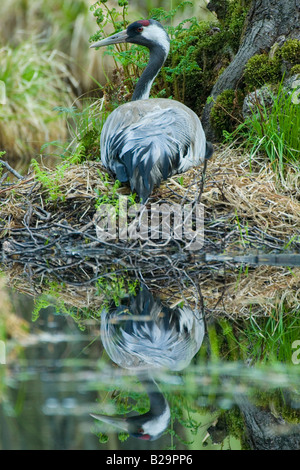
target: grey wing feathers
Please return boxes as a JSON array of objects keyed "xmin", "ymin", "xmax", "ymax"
[
  {"xmin": 101, "ymin": 287, "xmax": 205, "ymax": 371},
  {"xmin": 100, "ymin": 100, "xmax": 207, "ymax": 201}
]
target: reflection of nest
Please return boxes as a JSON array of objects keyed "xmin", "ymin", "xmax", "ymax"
[{"xmin": 0, "ymin": 146, "xmax": 299, "ymax": 317}]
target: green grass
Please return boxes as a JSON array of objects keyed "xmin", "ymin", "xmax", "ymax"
[
  {"xmin": 227, "ymin": 81, "xmax": 300, "ymax": 177},
  {"xmin": 0, "ymin": 40, "xmax": 75, "ymax": 164},
  {"xmin": 214, "ymin": 306, "xmax": 300, "ymax": 365},
  {"xmin": 244, "ymin": 308, "xmax": 300, "ymax": 363}
]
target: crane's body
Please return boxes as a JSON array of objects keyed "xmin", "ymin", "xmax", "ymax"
[
  {"xmin": 91, "ymin": 19, "xmax": 213, "ymax": 201},
  {"xmin": 100, "ymin": 99, "xmax": 206, "ymax": 201}
]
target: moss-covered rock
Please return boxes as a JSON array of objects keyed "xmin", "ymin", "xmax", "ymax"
[
  {"xmin": 243, "ymin": 39, "xmax": 300, "ymax": 92},
  {"xmin": 280, "ymin": 39, "xmax": 300, "ymax": 66},
  {"xmin": 243, "ymin": 54, "xmax": 281, "ymax": 90},
  {"xmin": 290, "ymin": 64, "xmax": 300, "ymax": 75}
]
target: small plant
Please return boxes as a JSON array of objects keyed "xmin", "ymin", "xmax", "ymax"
[
  {"xmin": 32, "ymin": 282, "xmax": 68, "ymax": 322},
  {"xmin": 149, "ymin": 2, "xmax": 202, "ymax": 102},
  {"xmin": 31, "ymin": 159, "xmax": 68, "ymax": 202},
  {"xmin": 95, "ymin": 173, "xmax": 122, "ymax": 210},
  {"xmin": 96, "ymin": 272, "xmax": 139, "ymax": 310},
  {"xmin": 31, "ymin": 98, "xmax": 109, "ymax": 201},
  {"xmin": 97, "ymin": 432, "xmax": 109, "ymax": 443},
  {"xmin": 0, "ymin": 151, "xmax": 6, "ymax": 178},
  {"xmin": 118, "ymin": 432, "xmax": 130, "ymax": 442},
  {"xmin": 89, "ymin": 0, "xmax": 138, "ymax": 102},
  {"xmin": 32, "ymin": 281, "xmax": 92, "ymax": 330},
  {"xmin": 177, "ymin": 176, "xmax": 184, "ymax": 186},
  {"xmin": 42, "ymin": 100, "xmax": 106, "ymax": 162}
]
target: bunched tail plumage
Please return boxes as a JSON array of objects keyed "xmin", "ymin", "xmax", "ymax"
[
  {"xmin": 205, "ymin": 141, "xmax": 214, "ymax": 160},
  {"xmin": 101, "ymin": 104, "xmax": 207, "ymax": 201},
  {"xmin": 104, "ymin": 119, "xmax": 186, "ymax": 201}
]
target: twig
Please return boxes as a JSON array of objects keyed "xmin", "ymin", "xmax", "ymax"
[
  {"xmin": 0, "ymin": 159, "xmax": 24, "ymax": 180},
  {"xmin": 197, "ymin": 158, "xmax": 208, "ymax": 204}
]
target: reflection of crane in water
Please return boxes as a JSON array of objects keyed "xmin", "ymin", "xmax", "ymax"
[{"xmin": 91, "ymin": 286, "xmax": 205, "ymax": 440}]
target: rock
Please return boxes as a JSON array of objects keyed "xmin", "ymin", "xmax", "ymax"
[
  {"xmin": 242, "ymin": 73, "xmax": 300, "ymax": 119},
  {"xmin": 242, "ymin": 85, "xmax": 275, "ymax": 119},
  {"xmin": 283, "ymin": 74, "xmax": 300, "ymax": 103}
]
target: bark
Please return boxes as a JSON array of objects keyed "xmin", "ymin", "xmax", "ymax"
[
  {"xmin": 235, "ymin": 395, "xmax": 300, "ymax": 450},
  {"xmin": 202, "ymin": 0, "xmax": 300, "ymax": 140}
]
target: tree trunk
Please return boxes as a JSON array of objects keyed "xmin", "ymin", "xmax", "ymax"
[
  {"xmin": 235, "ymin": 395, "xmax": 300, "ymax": 450},
  {"xmin": 202, "ymin": 0, "xmax": 300, "ymax": 140}
]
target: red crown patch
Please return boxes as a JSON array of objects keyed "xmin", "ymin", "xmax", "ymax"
[{"xmin": 137, "ymin": 20, "xmax": 150, "ymax": 26}]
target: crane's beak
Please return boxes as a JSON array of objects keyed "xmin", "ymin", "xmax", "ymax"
[
  {"xmin": 90, "ymin": 29, "xmax": 128, "ymax": 48},
  {"xmin": 90, "ymin": 413, "xmax": 130, "ymax": 433}
]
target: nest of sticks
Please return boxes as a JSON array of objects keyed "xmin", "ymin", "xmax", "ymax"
[{"xmin": 0, "ymin": 145, "xmax": 299, "ymax": 317}]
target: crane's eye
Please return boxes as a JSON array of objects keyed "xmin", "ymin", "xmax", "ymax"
[{"xmin": 137, "ymin": 27, "xmax": 143, "ymax": 32}]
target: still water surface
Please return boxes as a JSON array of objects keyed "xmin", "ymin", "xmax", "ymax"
[{"xmin": 1, "ymin": 267, "xmax": 299, "ymax": 451}]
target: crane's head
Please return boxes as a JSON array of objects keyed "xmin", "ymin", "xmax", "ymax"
[
  {"xmin": 90, "ymin": 410, "xmax": 170, "ymax": 441},
  {"xmin": 91, "ymin": 372, "xmax": 171, "ymax": 441},
  {"xmin": 90, "ymin": 19, "xmax": 170, "ymax": 56}
]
